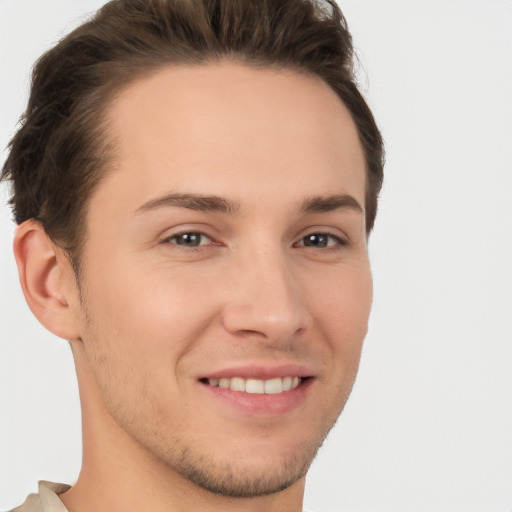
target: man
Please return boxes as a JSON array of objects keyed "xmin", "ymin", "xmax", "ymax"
[{"xmin": 1, "ymin": 0, "xmax": 383, "ymax": 510}]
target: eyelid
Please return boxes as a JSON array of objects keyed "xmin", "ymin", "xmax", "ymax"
[
  {"xmin": 157, "ymin": 225, "xmax": 349, "ymax": 250},
  {"xmin": 295, "ymin": 232, "xmax": 347, "ymax": 248},
  {"xmin": 161, "ymin": 231, "xmax": 214, "ymax": 245},
  {"xmin": 295, "ymin": 225, "xmax": 349, "ymax": 244}
]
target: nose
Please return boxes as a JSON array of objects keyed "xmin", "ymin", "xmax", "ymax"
[{"xmin": 221, "ymin": 247, "xmax": 313, "ymax": 346}]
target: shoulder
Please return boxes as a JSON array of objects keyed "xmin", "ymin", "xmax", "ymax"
[
  {"xmin": 7, "ymin": 482, "xmax": 70, "ymax": 512},
  {"xmin": 8, "ymin": 493, "xmax": 42, "ymax": 512}
]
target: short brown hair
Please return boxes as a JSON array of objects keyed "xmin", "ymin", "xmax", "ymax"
[{"xmin": 1, "ymin": 0, "xmax": 384, "ymax": 270}]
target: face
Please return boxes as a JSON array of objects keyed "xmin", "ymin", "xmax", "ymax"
[{"xmin": 71, "ymin": 62, "xmax": 372, "ymax": 497}]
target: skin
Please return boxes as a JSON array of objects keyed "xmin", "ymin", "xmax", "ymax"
[{"xmin": 15, "ymin": 62, "xmax": 372, "ymax": 512}]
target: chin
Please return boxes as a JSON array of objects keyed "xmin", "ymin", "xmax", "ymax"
[
  {"xmin": 147, "ymin": 421, "xmax": 332, "ymax": 498},
  {"xmin": 171, "ymin": 443, "xmax": 319, "ymax": 498}
]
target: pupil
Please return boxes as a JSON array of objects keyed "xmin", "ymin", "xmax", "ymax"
[
  {"xmin": 305, "ymin": 234, "xmax": 327, "ymax": 247},
  {"xmin": 179, "ymin": 233, "xmax": 200, "ymax": 246}
]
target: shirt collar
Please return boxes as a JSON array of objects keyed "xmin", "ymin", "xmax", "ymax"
[{"xmin": 38, "ymin": 481, "xmax": 70, "ymax": 512}]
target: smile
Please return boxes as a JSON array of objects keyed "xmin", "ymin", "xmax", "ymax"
[{"xmin": 204, "ymin": 376, "xmax": 302, "ymax": 394}]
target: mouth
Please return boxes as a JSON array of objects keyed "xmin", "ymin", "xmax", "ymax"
[
  {"xmin": 200, "ymin": 376, "xmax": 306, "ymax": 395},
  {"xmin": 197, "ymin": 364, "xmax": 314, "ymax": 415}
]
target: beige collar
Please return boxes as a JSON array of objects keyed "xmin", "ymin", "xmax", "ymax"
[{"xmin": 37, "ymin": 481, "xmax": 70, "ymax": 512}]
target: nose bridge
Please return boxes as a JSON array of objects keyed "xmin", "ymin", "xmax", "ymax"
[{"xmin": 222, "ymin": 243, "xmax": 310, "ymax": 341}]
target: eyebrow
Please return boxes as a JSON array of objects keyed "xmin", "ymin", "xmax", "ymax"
[
  {"xmin": 300, "ymin": 194, "xmax": 364, "ymax": 215},
  {"xmin": 133, "ymin": 192, "xmax": 363, "ymax": 216},
  {"xmin": 134, "ymin": 193, "xmax": 241, "ymax": 215}
]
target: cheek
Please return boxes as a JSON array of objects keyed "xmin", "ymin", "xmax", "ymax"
[
  {"xmin": 78, "ymin": 262, "xmax": 221, "ymax": 372},
  {"xmin": 306, "ymin": 262, "xmax": 372, "ymax": 365},
  {"xmin": 75, "ymin": 268, "xmax": 207, "ymax": 423}
]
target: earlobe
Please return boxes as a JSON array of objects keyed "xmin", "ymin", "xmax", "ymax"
[{"xmin": 13, "ymin": 220, "xmax": 81, "ymax": 341}]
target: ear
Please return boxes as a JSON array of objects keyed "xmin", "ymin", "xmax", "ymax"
[{"xmin": 13, "ymin": 220, "xmax": 81, "ymax": 341}]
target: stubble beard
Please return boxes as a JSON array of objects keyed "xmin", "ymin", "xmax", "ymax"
[
  {"xmin": 76, "ymin": 281, "xmax": 346, "ymax": 500},
  {"xmin": 82, "ymin": 333, "xmax": 343, "ymax": 500},
  {"xmin": 126, "ymin": 389, "xmax": 345, "ymax": 499},
  {"xmin": 161, "ymin": 432, "xmax": 327, "ymax": 498},
  {"xmin": 85, "ymin": 341, "xmax": 337, "ymax": 500},
  {"xmin": 97, "ymin": 375, "xmax": 342, "ymax": 499}
]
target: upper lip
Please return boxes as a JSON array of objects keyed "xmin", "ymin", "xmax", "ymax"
[{"xmin": 199, "ymin": 363, "xmax": 314, "ymax": 381}]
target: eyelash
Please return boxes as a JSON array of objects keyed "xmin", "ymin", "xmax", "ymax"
[
  {"xmin": 294, "ymin": 233, "xmax": 347, "ymax": 249},
  {"xmin": 162, "ymin": 232, "xmax": 214, "ymax": 249},
  {"xmin": 161, "ymin": 231, "xmax": 347, "ymax": 251}
]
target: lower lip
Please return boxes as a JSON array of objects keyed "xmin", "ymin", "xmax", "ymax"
[{"xmin": 199, "ymin": 378, "xmax": 313, "ymax": 416}]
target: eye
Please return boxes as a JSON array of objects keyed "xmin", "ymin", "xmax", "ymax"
[
  {"xmin": 296, "ymin": 233, "xmax": 345, "ymax": 249},
  {"xmin": 166, "ymin": 232, "xmax": 212, "ymax": 247}
]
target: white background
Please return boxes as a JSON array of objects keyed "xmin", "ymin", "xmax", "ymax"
[{"xmin": 1, "ymin": 1, "xmax": 511, "ymax": 511}]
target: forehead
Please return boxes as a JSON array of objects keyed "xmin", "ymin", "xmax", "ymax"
[{"xmin": 95, "ymin": 61, "xmax": 366, "ymax": 215}]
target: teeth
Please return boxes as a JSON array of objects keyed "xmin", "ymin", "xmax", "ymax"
[
  {"xmin": 246, "ymin": 379, "xmax": 264, "ymax": 394},
  {"xmin": 264, "ymin": 378, "xmax": 283, "ymax": 394},
  {"xmin": 206, "ymin": 376, "xmax": 302, "ymax": 394},
  {"xmin": 230, "ymin": 377, "xmax": 245, "ymax": 392}
]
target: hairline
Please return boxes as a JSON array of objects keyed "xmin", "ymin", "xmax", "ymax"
[{"xmin": 54, "ymin": 58, "xmax": 375, "ymax": 280}]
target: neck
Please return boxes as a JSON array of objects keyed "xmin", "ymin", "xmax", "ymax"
[{"xmin": 60, "ymin": 340, "xmax": 305, "ymax": 512}]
